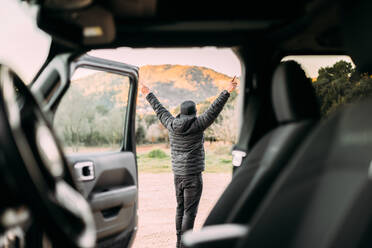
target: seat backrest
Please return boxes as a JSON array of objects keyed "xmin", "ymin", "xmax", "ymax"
[
  {"xmin": 203, "ymin": 61, "xmax": 319, "ymax": 226},
  {"xmin": 237, "ymin": 89, "xmax": 372, "ymax": 248}
]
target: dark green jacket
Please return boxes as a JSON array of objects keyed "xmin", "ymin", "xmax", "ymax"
[{"xmin": 146, "ymin": 90, "xmax": 230, "ymax": 175}]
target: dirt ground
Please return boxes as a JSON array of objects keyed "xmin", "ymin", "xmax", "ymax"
[{"xmin": 132, "ymin": 172, "xmax": 232, "ymax": 248}]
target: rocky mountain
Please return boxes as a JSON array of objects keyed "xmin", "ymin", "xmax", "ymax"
[{"xmin": 72, "ymin": 64, "xmax": 236, "ymax": 114}]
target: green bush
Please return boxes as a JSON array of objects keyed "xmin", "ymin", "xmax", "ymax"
[
  {"xmin": 147, "ymin": 149, "xmax": 168, "ymax": 159},
  {"xmin": 220, "ymin": 158, "xmax": 232, "ymax": 164},
  {"xmin": 136, "ymin": 124, "xmax": 147, "ymax": 144}
]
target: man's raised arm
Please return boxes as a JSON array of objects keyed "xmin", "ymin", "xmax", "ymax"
[
  {"xmin": 195, "ymin": 77, "xmax": 238, "ymax": 131},
  {"xmin": 141, "ymin": 84, "xmax": 174, "ymax": 130}
]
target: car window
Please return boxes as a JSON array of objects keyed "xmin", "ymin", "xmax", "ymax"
[
  {"xmin": 53, "ymin": 67, "xmax": 130, "ymax": 154},
  {"xmin": 282, "ymin": 55, "xmax": 372, "ymax": 118}
]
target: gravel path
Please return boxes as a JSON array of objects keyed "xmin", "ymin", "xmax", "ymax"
[{"xmin": 132, "ymin": 173, "xmax": 231, "ymax": 248}]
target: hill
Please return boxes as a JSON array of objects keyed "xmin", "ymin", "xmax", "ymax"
[
  {"xmin": 139, "ymin": 64, "xmax": 233, "ymax": 109},
  {"xmin": 72, "ymin": 64, "xmax": 235, "ymax": 114}
]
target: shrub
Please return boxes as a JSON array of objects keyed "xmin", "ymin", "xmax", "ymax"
[
  {"xmin": 220, "ymin": 158, "xmax": 232, "ymax": 164},
  {"xmin": 136, "ymin": 124, "xmax": 147, "ymax": 144},
  {"xmin": 147, "ymin": 149, "xmax": 168, "ymax": 159}
]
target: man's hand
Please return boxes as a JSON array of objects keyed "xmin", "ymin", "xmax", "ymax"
[
  {"xmin": 226, "ymin": 76, "xmax": 238, "ymax": 93},
  {"xmin": 141, "ymin": 84, "xmax": 150, "ymax": 96}
]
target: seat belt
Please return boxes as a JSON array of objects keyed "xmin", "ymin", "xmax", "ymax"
[{"xmin": 232, "ymin": 93, "xmax": 261, "ymax": 174}]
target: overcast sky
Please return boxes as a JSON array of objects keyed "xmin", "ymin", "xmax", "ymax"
[
  {"xmin": 1, "ymin": 0, "xmax": 354, "ymax": 84},
  {"xmin": 283, "ymin": 56, "xmax": 354, "ymax": 78},
  {"xmin": 89, "ymin": 47, "xmax": 242, "ymax": 77}
]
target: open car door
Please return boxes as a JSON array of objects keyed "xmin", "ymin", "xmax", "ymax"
[{"xmin": 32, "ymin": 54, "xmax": 139, "ymax": 247}]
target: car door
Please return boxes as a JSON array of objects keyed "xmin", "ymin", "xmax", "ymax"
[{"xmin": 32, "ymin": 54, "xmax": 139, "ymax": 247}]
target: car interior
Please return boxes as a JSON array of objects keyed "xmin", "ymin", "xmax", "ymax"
[
  {"xmin": 1, "ymin": 0, "xmax": 372, "ymax": 248},
  {"xmin": 203, "ymin": 60, "xmax": 320, "ymax": 228}
]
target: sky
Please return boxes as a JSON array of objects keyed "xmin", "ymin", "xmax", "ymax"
[
  {"xmin": 0, "ymin": 0, "xmax": 355, "ymax": 84},
  {"xmin": 89, "ymin": 47, "xmax": 242, "ymax": 77},
  {"xmin": 72, "ymin": 47, "xmax": 242, "ymax": 80},
  {"xmin": 283, "ymin": 55, "xmax": 354, "ymax": 78}
]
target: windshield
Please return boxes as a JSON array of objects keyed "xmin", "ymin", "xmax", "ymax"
[{"xmin": 0, "ymin": 0, "xmax": 51, "ymax": 84}]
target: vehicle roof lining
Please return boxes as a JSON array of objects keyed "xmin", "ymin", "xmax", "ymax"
[
  {"xmin": 36, "ymin": 0, "xmax": 344, "ymax": 52},
  {"xmin": 85, "ymin": 0, "xmax": 311, "ymax": 20},
  {"xmin": 39, "ymin": 0, "xmax": 370, "ymax": 75}
]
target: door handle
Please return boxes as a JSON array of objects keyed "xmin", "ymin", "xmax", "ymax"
[
  {"xmin": 90, "ymin": 186, "xmax": 137, "ymax": 211},
  {"xmin": 74, "ymin": 161, "xmax": 95, "ymax": 181}
]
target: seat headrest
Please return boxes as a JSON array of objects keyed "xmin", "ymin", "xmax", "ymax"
[{"xmin": 272, "ymin": 61, "xmax": 320, "ymax": 123}]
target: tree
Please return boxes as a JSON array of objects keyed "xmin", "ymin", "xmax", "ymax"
[
  {"xmin": 54, "ymin": 86, "xmax": 96, "ymax": 151},
  {"xmin": 146, "ymin": 123, "xmax": 163, "ymax": 143},
  {"xmin": 196, "ymin": 100, "xmax": 217, "ymax": 142},
  {"xmin": 144, "ymin": 114, "xmax": 158, "ymax": 128},
  {"xmin": 317, "ymin": 60, "xmax": 354, "ymax": 84},
  {"xmin": 210, "ymin": 106, "xmax": 238, "ymax": 144},
  {"xmin": 101, "ymin": 107, "xmax": 125, "ymax": 147},
  {"xmin": 136, "ymin": 123, "xmax": 147, "ymax": 144},
  {"xmin": 313, "ymin": 60, "xmax": 372, "ymax": 116}
]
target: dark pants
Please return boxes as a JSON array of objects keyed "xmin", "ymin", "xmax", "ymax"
[{"xmin": 174, "ymin": 173, "xmax": 203, "ymax": 248}]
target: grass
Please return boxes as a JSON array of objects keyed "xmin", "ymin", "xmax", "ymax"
[
  {"xmin": 147, "ymin": 149, "xmax": 168, "ymax": 159},
  {"xmin": 137, "ymin": 143, "xmax": 232, "ymax": 173},
  {"xmin": 64, "ymin": 142, "xmax": 233, "ymax": 173}
]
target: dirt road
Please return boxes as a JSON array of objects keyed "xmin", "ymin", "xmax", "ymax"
[{"xmin": 132, "ymin": 173, "xmax": 231, "ymax": 248}]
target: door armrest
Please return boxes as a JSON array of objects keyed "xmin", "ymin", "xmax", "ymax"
[{"xmin": 182, "ymin": 224, "xmax": 249, "ymax": 248}]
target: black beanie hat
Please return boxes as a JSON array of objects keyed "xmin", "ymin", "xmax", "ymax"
[{"xmin": 180, "ymin": 100, "xmax": 197, "ymax": 116}]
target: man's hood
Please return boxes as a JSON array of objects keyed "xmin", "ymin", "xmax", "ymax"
[{"xmin": 172, "ymin": 114, "xmax": 197, "ymax": 133}]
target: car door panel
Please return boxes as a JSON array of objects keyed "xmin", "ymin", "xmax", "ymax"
[
  {"xmin": 68, "ymin": 152, "xmax": 137, "ymax": 240},
  {"xmin": 33, "ymin": 54, "xmax": 139, "ymax": 247}
]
